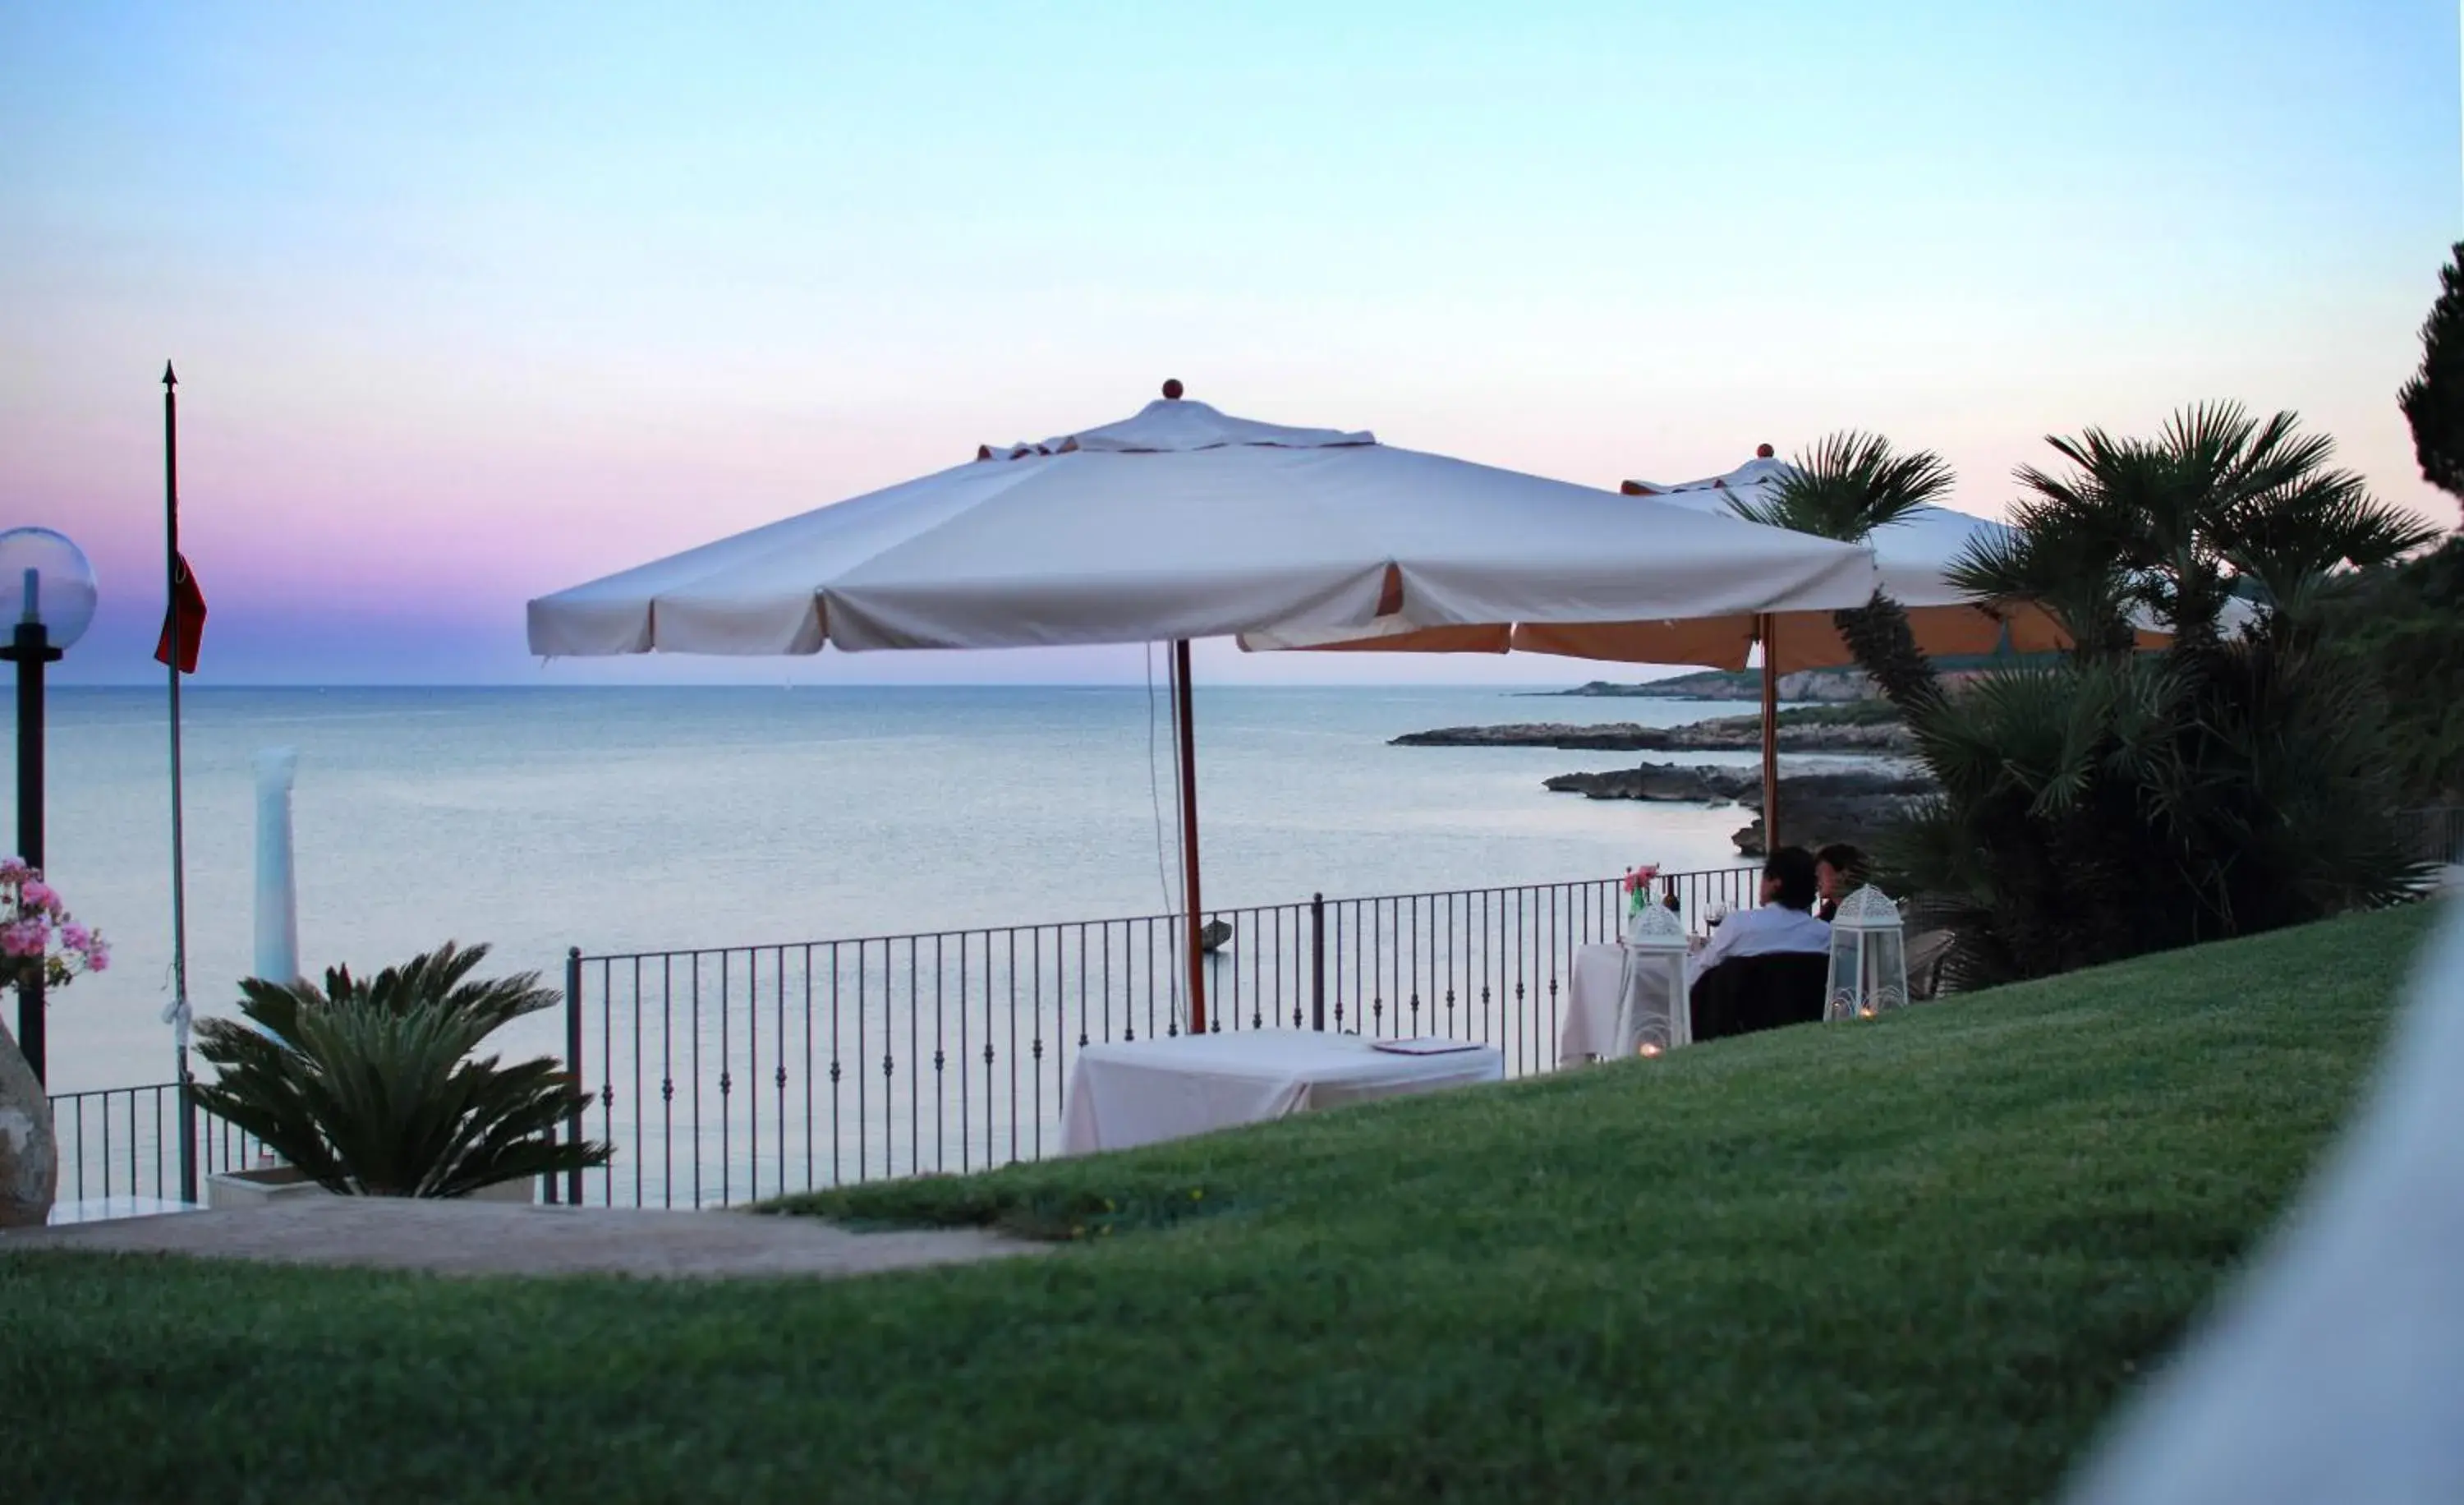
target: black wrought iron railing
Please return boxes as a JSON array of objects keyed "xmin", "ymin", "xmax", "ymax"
[
  {"xmin": 43, "ymin": 1081, "xmax": 264, "ymax": 1208},
  {"xmin": 559, "ymin": 866, "xmax": 1763, "ymax": 1208},
  {"xmin": 44, "ymin": 806, "xmax": 2462, "ymax": 1217}
]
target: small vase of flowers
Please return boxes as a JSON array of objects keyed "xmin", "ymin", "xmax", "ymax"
[
  {"xmin": 2, "ymin": 857, "xmax": 111, "ymax": 993},
  {"xmin": 1620, "ymin": 864, "xmax": 1661, "ymax": 931},
  {"xmin": 2, "ymin": 857, "xmax": 108, "ymax": 1227}
]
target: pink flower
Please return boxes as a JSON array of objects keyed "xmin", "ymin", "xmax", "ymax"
[
  {"xmin": 18, "ymin": 880, "xmax": 57, "ymax": 913},
  {"xmin": 1, "ymin": 920, "xmax": 43, "ymax": 958},
  {"xmin": 83, "ymin": 941, "xmax": 109, "ymax": 973},
  {"xmin": 60, "ymin": 923, "xmax": 90, "ymax": 950},
  {"xmin": 0, "ymin": 856, "xmax": 28, "ymax": 883}
]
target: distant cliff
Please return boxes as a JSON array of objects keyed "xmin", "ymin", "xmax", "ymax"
[
  {"xmin": 1544, "ymin": 653, "xmax": 2039, "ymax": 704},
  {"xmin": 1544, "ymin": 668, "xmax": 1876, "ymax": 702}
]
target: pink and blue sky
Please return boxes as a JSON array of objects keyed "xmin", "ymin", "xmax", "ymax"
[{"xmin": 6, "ymin": 1, "xmax": 2458, "ymax": 686}]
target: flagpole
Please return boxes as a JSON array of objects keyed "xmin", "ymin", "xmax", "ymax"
[{"xmin": 163, "ymin": 361, "xmax": 197, "ymax": 1205}]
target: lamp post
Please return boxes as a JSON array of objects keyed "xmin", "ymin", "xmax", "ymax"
[{"xmin": 0, "ymin": 527, "xmax": 98, "ymax": 1084}]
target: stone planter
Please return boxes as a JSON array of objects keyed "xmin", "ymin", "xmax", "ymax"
[
  {"xmin": 204, "ymin": 1164, "xmax": 539, "ymax": 1209},
  {"xmin": 0, "ymin": 1018, "xmax": 56, "ymax": 1229}
]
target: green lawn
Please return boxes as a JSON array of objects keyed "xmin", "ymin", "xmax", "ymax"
[{"xmin": 2, "ymin": 905, "xmax": 2437, "ymax": 1504}]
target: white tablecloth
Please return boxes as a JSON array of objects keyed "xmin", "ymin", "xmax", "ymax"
[
  {"xmin": 1558, "ymin": 944, "xmax": 1630, "ymax": 1066},
  {"xmin": 1060, "ymin": 1031, "xmax": 1505, "ymax": 1154},
  {"xmin": 1558, "ymin": 942, "xmax": 1698, "ymax": 1068}
]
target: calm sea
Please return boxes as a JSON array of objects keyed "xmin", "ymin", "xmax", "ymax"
[{"xmin": 14, "ymin": 685, "xmax": 1772, "ymax": 1092}]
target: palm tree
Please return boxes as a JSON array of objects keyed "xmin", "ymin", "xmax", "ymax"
[
  {"xmin": 1728, "ymin": 430, "xmax": 1957, "ymax": 716},
  {"xmin": 1948, "ymin": 403, "xmax": 2436, "ymax": 651},
  {"xmin": 1893, "ymin": 403, "xmax": 2433, "ymax": 984},
  {"xmin": 193, "ymin": 941, "xmax": 612, "ymax": 1197}
]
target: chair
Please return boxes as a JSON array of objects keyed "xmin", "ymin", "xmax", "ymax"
[
  {"xmin": 1905, "ymin": 928, "xmax": 1955, "ymax": 1001},
  {"xmin": 1689, "ymin": 951, "xmax": 1830, "ymax": 1042}
]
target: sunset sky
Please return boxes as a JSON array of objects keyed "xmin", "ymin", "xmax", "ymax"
[{"xmin": 7, "ymin": 1, "xmax": 2458, "ymax": 686}]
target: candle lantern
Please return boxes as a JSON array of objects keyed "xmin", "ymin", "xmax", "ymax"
[
  {"xmin": 1616, "ymin": 900, "xmax": 1693, "ymax": 1055},
  {"xmin": 1825, "ymin": 885, "xmax": 1910, "ymax": 1021}
]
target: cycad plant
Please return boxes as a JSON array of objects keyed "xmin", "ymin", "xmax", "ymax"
[{"xmin": 192, "ymin": 941, "xmax": 612, "ymax": 1197}]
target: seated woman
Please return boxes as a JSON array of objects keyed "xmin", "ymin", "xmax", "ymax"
[{"xmin": 1814, "ymin": 843, "xmax": 1867, "ymax": 922}]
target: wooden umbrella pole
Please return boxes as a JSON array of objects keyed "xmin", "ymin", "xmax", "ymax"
[
  {"xmin": 1173, "ymin": 638, "xmax": 1207, "ymax": 1034},
  {"xmin": 1758, "ymin": 614, "xmax": 1780, "ymax": 856}
]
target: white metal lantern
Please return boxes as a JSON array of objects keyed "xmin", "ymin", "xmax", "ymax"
[
  {"xmin": 1825, "ymin": 885, "xmax": 1910, "ymax": 1021},
  {"xmin": 1616, "ymin": 900, "xmax": 1693, "ymax": 1055}
]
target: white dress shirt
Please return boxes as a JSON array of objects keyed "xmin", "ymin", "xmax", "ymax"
[{"xmin": 1689, "ymin": 901, "xmax": 1832, "ymax": 986}]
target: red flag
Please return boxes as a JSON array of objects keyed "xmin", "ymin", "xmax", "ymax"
[{"xmin": 154, "ymin": 552, "xmax": 207, "ymax": 674}]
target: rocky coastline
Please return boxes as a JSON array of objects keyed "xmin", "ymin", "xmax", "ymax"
[{"xmin": 1396, "ymin": 702, "xmax": 1930, "ymax": 854}]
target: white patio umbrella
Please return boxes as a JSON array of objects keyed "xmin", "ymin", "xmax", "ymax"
[
  {"xmin": 1605, "ymin": 446, "xmax": 2077, "ymax": 672},
  {"xmin": 1244, "ymin": 446, "xmax": 2124, "ymax": 849},
  {"xmin": 528, "ymin": 386, "xmax": 1882, "ymax": 1030},
  {"xmin": 1246, "ymin": 447, "xmax": 2045, "ymax": 660}
]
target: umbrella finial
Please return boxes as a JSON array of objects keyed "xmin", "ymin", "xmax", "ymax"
[
  {"xmin": 1161, "ymin": 378, "xmax": 1184, "ymax": 401},
  {"xmin": 1756, "ymin": 443, "xmax": 1774, "ymax": 458}
]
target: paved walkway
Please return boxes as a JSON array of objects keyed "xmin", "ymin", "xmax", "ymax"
[{"xmin": 3, "ymin": 1197, "xmax": 1046, "ymax": 1280}]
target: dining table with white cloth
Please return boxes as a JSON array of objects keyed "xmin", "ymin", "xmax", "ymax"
[
  {"xmin": 1060, "ymin": 1031, "xmax": 1505, "ymax": 1155},
  {"xmin": 1557, "ymin": 941, "xmax": 1707, "ymax": 1067}
]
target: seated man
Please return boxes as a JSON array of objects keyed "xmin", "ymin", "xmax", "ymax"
[
  {"xmin": 1688, "ymin": 846, "xmax": 1832, "ymax": 1039},
  {"xmin": 1694, "ymin": 845, "xmax": 1831, "ymax": 982}
]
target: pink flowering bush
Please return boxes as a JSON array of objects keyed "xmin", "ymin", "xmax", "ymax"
[{"xmin": 0, "ymin": 855, "xmax": 108, "ymax": 992}]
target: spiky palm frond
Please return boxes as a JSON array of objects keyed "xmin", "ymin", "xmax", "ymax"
[
  {"xmin": 1731, "ymin": 431, "xmax": 1956, "ymax": 545},
  {"xmin": 1729, "ymin": 430, "xmax": 1956, "ymax": 716},
  {"xmin": 1972, "ymin": 403, "xmax": 2400, "ymax": 655},
  {"xmin": 2218, "ymin": 468, "xmax": 2442, "ymax": 628},
  {"xmin": 1947, "ymin": 504, "xmax": 2140, "ymax": 660},
  {"xmin": 192, "ymin": 941, "xmax": 612, "ymax": 1198}
]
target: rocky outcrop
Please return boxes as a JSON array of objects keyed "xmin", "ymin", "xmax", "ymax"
[
  {"xmin": 0, "ymin": 1021, "xmax": 57, "ymax": 1229},
  {"xmin": 1542, "ymin": 763, "xmax": 1933, "ymax": 804},
  {"xmin": 1727, "ymin": 807, "xmax": 1915, "ymax": 858},
  {"xmin": 1541, "ymin": 762, "xmax": 1935, "ymax": 858},
  {"xmin": 1397, "ymin": 716, "xmax": 1913, "ymax": 755}
]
